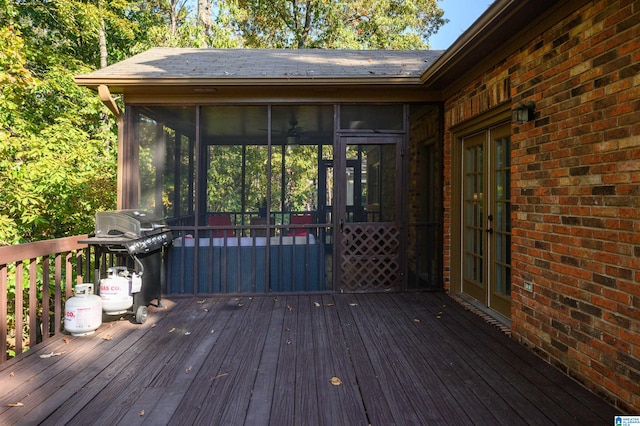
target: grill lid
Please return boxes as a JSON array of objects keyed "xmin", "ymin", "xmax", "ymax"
[{"xmin": 95, "ymin": 210, "xmax": 166, "ymax": 238}]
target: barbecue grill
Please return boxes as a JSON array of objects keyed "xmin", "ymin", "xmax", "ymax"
[{"xmin": 80, "ymin": 210, "xmax": 172, "ymax": 323}]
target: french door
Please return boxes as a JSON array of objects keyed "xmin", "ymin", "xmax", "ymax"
[
  {"xmin": 462, "ymin": 123, "xmax": 511, "ymax": 318},
  {"xmin": 336, "ymin": 136, "xmax": 404, "ymax": 292}
]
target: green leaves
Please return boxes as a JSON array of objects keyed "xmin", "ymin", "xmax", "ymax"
[
  {"xmin": 0, "ymin": 19, "xmax": 116, "ymax": 243},
  {"xmin": 225, "ymin": 0, "xmax": 447, "ymax": 49}
]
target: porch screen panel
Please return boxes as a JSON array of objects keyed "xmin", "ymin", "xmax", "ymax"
[
  {"xmin": 271, "ymin": 106, "xmax": 333, "ymax": 226},
  {"xmin": 200, "ymin": 106, "xmax": 268, "ymax": 225},
  {"xmin": 270, "ymin": 144, "xmax": 320, "ymax": 222},
  {"xmin": 133, "ymin": 106, "xmax": 196, "ymax": 223},
  {"xmin": 340, "ymin": 105, "xmax": 403, "ymax": 130},
  {"xmin": 245, "ymin": 145, "xmax": 269, "ymax": 220},
  {"xmin": 407, "ymin": 104, "xmax": 442, "ymax": 290},
  {"xmin": 178, "ymin": 134, "xmax": 195, "ymax": 220},
  {"xmin": 270, "ymin": 106, "xmax": 333, "ymax": 292}
]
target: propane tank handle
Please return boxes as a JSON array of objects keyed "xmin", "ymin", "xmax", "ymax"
[
  {"xmin": 107, "ymin": 266, "xmax": 129, "ymax": 275},
  {"xmin": 74, "ymin": 283, "xmax": 94, "ymax": 296}
]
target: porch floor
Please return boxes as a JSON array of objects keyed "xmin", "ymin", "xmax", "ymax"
[{"xmin": 1, "ymin": 292, "xmax": 617, "ymax": 425}]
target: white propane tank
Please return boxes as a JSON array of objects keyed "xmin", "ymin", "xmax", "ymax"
[
  {"xmin": 64, "ymin": 284, "xmax": 102, "ymax": 336},
  {"xmin": 100, "ymin": 267, "xmax": 134, "ymax": 315}
]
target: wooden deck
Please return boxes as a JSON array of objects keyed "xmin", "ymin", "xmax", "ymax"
[{"xmin": 0, "ymin": 292, "xmax": 617, "ymax": 425}]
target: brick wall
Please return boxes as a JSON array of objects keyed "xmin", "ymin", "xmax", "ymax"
[{"xmin": 442, "ymin": 0, "xmax": 640, "ymax": 412}]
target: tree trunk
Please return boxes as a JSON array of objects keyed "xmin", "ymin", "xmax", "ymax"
[
  {"xmin": 170, "ymin": 0, "xmax": 179, "ymax": 35},
  {"xmin": 98, "ymin": 12, "xmax": 110, "ymax": 152},
  {"xmin": 99, "ymin": 18, "xmax": 108, "ymax": 69},
  {"xmin": 197, "ymin": 0, "xmax": 213, "ymax": 46}
]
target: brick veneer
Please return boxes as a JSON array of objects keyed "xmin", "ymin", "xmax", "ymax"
[{"xmin": 442, "ymin": 0, "xmax": 640, "ymax": 412}]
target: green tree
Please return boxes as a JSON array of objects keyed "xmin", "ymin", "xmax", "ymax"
[
  {"xmin": 224, "ymin": 0, "xmax": 447, "ymax": 49},
  {"xmin": 0, "ymin": 19, "xmax": 32, "ymax": 244},
  {"xmin": 0, "ymin": 3, "xmax": 118, "ymax": 244}
]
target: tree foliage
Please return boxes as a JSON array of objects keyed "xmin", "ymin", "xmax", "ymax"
[
  {"xmin": 1, "ymin": 2, "xmax": 119, "ymax": 244},
  {"xmin": 224, "ymin": 0, "xmax": 446, "ymax": 49}
]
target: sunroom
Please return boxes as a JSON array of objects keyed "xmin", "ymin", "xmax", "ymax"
[{"xmin": 76, "ymin": 49, "xmax": 444, "ymax": 295}]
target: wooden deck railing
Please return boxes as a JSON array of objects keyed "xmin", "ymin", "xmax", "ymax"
[{"xmin": 0, "ymin": 235, "xmax": 91, "ymax": 363}]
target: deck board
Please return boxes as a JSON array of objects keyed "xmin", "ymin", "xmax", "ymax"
[
  {"xmin": 318, "ymin": 293, "xmax": 369, "ymax": 425},
  {"xmin": 268, "ymin": 295, "xmax": 298, "ymax": 426},
  {"xmin": 0, "ymin": 292, "xmax": 619, "ymax": 425},
  {"xmin": 395, "ymin": 293, "xmax": 543, "ymax": 424},
  {"xmin": 372, "ymin": 293, "xmax": 500, "ymax": 424},
  {"xmin": 404, "ymin": 293, "xmax": 612, "ymax": 424},
  {"xmin": 349, "ymin": 293, "xmax": 448, "ymax": 424},
  {"xmin": 293, "ymin": 296, "xmax": 320, "ymax": 425},
  {"xmin": 244, "ymin": 296, "xmax": 286, "ymax": 425},
  {"xmin": 390, "ymin": 294, "xmax": 524, "ymax": 423},
  {"xmin": 332, "ymin": 294, "xmax": 397, "ymax": 425}
]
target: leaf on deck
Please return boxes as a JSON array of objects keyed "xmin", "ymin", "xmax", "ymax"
[
  {"xmin": 208, "ymin": 373, "xmax": 228, "ymax": 381},
  {"xmin": 39, "ymin": 352, "xmax": 64, "ymax": 358}
]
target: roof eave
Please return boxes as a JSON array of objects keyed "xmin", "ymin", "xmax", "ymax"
[{"xmin": 421, "ymin": 0, "xmax": 585, "ymax": 89}]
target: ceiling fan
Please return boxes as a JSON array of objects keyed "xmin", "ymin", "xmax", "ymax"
[
  {"xmin": 285, "ymin": 118, "xmax": 304, "ymax": 143},
  {"xmin": 260, "ymin": 117, "xmax": 306, "ymax": 144}
]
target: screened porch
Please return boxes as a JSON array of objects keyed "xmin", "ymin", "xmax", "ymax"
[{"xmin": 124, "ymin": 104, "xmax": 442, "ymax": 294}]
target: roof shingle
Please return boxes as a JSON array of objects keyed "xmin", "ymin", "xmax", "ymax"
[{"xmin": 78, "ymin": 48, "xmax": 443, "ymax": 81}]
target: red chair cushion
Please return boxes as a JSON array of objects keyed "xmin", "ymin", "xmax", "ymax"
[
  {"xmin": 289, "ymin": 215, "xmax": 312, "ymax": 236},
  {"xmin": 208, "ymin": 215, "xmax": 233, "ymax": 237}
]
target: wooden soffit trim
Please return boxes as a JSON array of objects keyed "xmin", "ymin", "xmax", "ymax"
[{"xmin": 119, "ymin": 84, "xmax": 442, "ymax": 104}]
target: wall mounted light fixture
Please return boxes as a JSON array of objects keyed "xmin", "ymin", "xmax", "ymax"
[{"xmin": 512, "ymin": 101, "xmax": 536, "ymax": 124}]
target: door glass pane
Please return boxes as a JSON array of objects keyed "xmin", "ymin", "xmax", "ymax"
[
  {"xmin": 463, "ymin": 142, "xmax": 483, "ymax": 285},
  {"xmin": 345, "ymin": 144, "xmax": 396, "ymax": 223},
  {"xmin": 494, "ymin": 135, "xmax": 511, "ymax": 297}
]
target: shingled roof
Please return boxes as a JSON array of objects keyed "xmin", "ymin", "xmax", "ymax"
[{"xmin": 75, "ymin": 48, "xmax": 444, "ymax": 89}]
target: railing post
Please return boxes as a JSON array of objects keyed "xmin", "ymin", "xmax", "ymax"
[
  {"xmin": 42, "ymin": 255, "xmax": 51, "ymax": 343},
  {"xmin": 54, "ymin": 253, "xmax": 62, "ymax": 338},
  {"xmin": 0, "ymin": 265, "xmax": 7, "ymax": 361},
  {"xmin": 15, "ymin": 261, "xmax": 23, "ymax": 356},
  {"xmin": 29, "ymin": 259, "xmax": 39, "ymax": 348}
]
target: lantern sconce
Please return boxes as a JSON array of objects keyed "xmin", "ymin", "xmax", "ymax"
[{"xmin": 512, "ymin": 101, "xmax": 535, "ymax": 124}]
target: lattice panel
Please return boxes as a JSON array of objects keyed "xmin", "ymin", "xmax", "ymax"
[{"xmin": 340, "ymin": 224, "xmax": 401, "ymax": 292}]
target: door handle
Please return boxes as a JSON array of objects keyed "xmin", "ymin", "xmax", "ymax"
[
  {"xmin": 340, "ymin": 219, "xmax": 344, "ymax": 233},
  {"xmin": 486, "ymin": 228, "xmax": 493, "ymax": 234}
]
